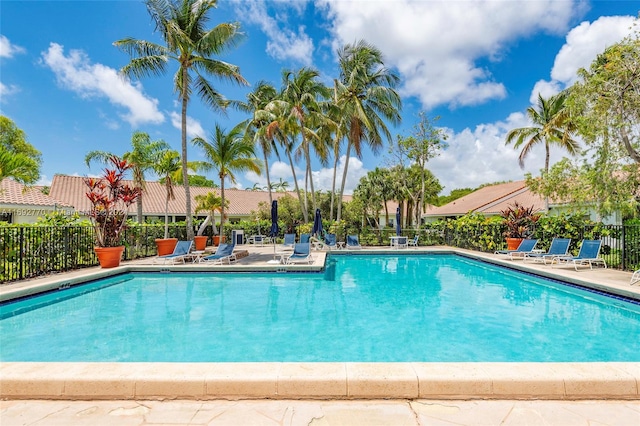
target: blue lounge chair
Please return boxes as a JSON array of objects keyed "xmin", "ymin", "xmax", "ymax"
[
  {"xmin": 523, "ymin": 238, "xmax": 571, "ymax": 264},
  {"xmin": 551, "ymin": 239, "xmax": 607, "ymax": 270},
  {"xmin": 300, "ymin": 233, "xmax": 310, "ymax": 244},
  {"xmin": 286, "ymin": 243, "xmax": 313, "ymax": 264},
  {"xmin": 632, "ymin": 270, "xmax": 640, "ymax": 286},
  {"xmin": 282, "ymin": 233, "xmax": 296, "ymax": 249},
  {"xmin": 495, "ymin": 239, "xmax": 538, "ymax": 259},
  {"xmin": 346, "ymin": 235, "xmax": 362, "ymax": 249},
  {"xmin": 324, "ymin": 233, "xmax": 337, "ymax": 250},
  {"xmin": 153, "ymin": 240, "xmax": 192, "ymax": 264},
  {"xmin": 200, "ymin": 243, "xmax": 236, "ymax": 264}
]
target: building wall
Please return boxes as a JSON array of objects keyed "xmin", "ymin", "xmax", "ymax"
[{"xmin": 0, "ymin": 205, "xmax": 60, "ymax": 224}]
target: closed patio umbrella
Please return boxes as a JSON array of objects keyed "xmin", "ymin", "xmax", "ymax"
[
  {"xmin": 396, "ymin": 207, "xmax": 401, "ymax": 236},
  {"xmin": 267, "ymin": 200, "xmax": 280, "ymax": 264},
  {"xmin": 312, "ymin": 208, "xmax": 323, "ymax": 238}
]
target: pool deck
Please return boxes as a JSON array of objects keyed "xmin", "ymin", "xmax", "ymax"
[{"xmin": 1, "ymin": 245, "xmax": 639, "ymax": 424}]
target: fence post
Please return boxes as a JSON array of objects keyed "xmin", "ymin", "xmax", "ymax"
[
  {"xmin": 19, "ymin": 227, "xmax": 24, "ymax": 280},
  {"xmin": 621, "ymin": 225, "xmax": 626, "ymax": 271}
]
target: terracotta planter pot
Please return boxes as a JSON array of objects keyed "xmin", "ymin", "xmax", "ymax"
[
  {"xmin": 213, "ymin": 235, "xmax": 226, "ymax": 246},
  {"xmin": 506, "ymin": 237, "xmax": 523, "ymax": 251},
  {"xmin": 94, "ymin": 246, "xmax": 125, "ymax": 268},
  {"xmin": 193, "ymin": 235, "xmax": 208, "ymax": 250},
  {"xmin": 155, "ymin": 238, "xmax": 178, "ymax": 256}
]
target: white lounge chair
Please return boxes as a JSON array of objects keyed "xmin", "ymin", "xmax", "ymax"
[
  {"xmin": 200, "ymin": 243, "xmax": 237, "ymax": 264},
  {"xmin": 551, "ymin": 239, "xmax": 607, "ymax": 271},
  {"xmin": 153, "ymin": 240, "xmax": 192, "ymax": 264},
  {"xmin": 407, "ymin": 235, "xmax": 419, "ymax": 248},
  {"xmin": 286, "ymin": 243, "xmax": 313, "ymax": 264},
  {"xmin": 631, "ymin": 270, "xmax": 640, "ymax": 286}
]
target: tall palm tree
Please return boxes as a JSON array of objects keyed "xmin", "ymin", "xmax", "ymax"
[
  {"xmin": 192, "ymin": 122, "xmax": 262, "ymax": 238},
  {"xmin": 85, "ymin": 131, "xmax": 169, "ymax": 223},
  {"xmin": 194, "ymin": 192, "xmax": 226, "ymax": 236},
  {"xmin": 114, "ymin": 0, "xmax": 248, "ymax": 239},
  {"xmin": 237, "ymin": 81, "xmax": 279, "ymax": 205},
  {"xmin": 505, "ymin": 92, "xmax": 580, "ymax": 174},
  {"xmin": 280, "ymin": 68, "xmax": 331, "ymax": 216},
  {"xmin": 505, "ymin": 92, "xmax": 580, "ymax": 209},
  {"xmin": 334, "ymin": 40, "xmax": 402, "ymax": 222}
]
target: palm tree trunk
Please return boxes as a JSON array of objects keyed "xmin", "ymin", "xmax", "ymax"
[
  {"xmin": 337, "ymin": 141, "xmax": 352, "ymax": 222},
  {"xmin": 544, "ymin": 144, "xmax": 550, "ymax": 211},
  {"xmin": 263, "ymin": 147, "xmax": 273, "ymax": 205},
  {"xmin": 181, "ymin": 77, "xmax": 194, "ymax": 240},
  {"xmin": 164, "ymin": 196, "xmax": 170, "ymax": 239},
  {"xmin": 305, "ymin": 145, "xmax": 317, "ymax": 213},
  {"xmin": 136, "ymin": 197, "xmax": 143, "ymax": 223},
  {"xmin": 220, "ymin": 175, "xmax": 226, "ymax": 240},
  {"xmin": 286, "ymin": 145, "xmax": 308, "ymax": 223},
  {"xmin": 330, "ymin": 139, "xmax": 340, "ymax": 221}
]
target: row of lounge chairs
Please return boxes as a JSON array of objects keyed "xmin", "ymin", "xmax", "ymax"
[
  {"xmin": 153, "ymin": 240, "xmax": 238, "ymax": 265},
  {"xmin": 495, "ymin": 238, "xmax": 607, "ymax": 271}
]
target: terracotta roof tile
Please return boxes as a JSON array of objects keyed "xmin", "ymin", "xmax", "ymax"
[
  {"xmin": 49, "ymin": 175, "xmax": 303, "ymax": 216},
  {"xmin": 0, "ymin": 178, "xmax": 71, "ymax": 207},
  {"xmin": 425, "ymin": 181, "xmax": 543, "ymax": 217}
]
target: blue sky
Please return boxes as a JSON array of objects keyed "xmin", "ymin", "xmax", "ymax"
[{"xmin": 1, "ymin": 0, "xmax": 638, "ymax": 195}]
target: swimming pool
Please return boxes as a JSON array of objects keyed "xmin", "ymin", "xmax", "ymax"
[{"xmin": 1, "ymin": 254, "xmax": 639, "ymax": 362}]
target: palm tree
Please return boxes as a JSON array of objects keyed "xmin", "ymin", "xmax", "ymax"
[
  {"xmin": 114, "ymin": 0, "xmax": 248, "ymax": 239},
  {"xmin": 0, "ymin": 147, "xmax": 39, "ymax": 185},
  {"xmin": 237, "ymin": 81, "xmax": 279, "ymax": 205},
  {"xmin": 280, "ymin": 68, "xmax": 331, "ymax": 215},
  {"xmin": 194, "ymin": 191, "xmax": 227, "ymax": 237},
  {"xmin": 505, "ymin": 92, "xmax": 580, "ymax": 209},
  {"xmin": 506, "ymin": 92, "xmax": 580, "ymax": 174},
  {"xmin": 85, "ymin": 131, "xmax": 169, "ymax": 223},
  {"xmin": 334, "ymin": 40, "xmax": 402, "ymax": 222},
  {"xmin": 192, "ymin": 122, "xmax": 262, "ymax": 239}
]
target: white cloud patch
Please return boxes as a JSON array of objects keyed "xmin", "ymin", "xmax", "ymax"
[
  {"xmin": 40, "ymin": 43, "xmax": 164, "ymax": 126},
  {"xmin": 233, "ymin": 0, "xmax": 314, "ymax": 65},
  {"xmin": 0, "ymin": 35, "xmax": 25, "ymax": 58},
  {"xmin": 0, "ymin": 82, "xmax": 20, "ymax": 100},
  {"xmin": 312, "ymin": 155, "xmax": 367, "ymax": 195},
  {"xmin": 530, "ymin": 15, "xmax": 635, "ymax": 102},
  {"xmin": 429, "ymin": 112, "xmax": 568, "ymax": 193},
  {"xmin": 169, "ymin": 111, "xmax": 205, "ymax": 138},
  {"xmin": 318, "ymin": 0, "xmax": 581, "ymax": 109}
]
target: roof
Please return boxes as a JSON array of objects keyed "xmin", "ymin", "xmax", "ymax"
[
  {"xmin": 0, "ymin": 178, "xmax": 71, "ymax": 208},
  {"xmin": 425, "ymin": 181, "xmax": 545, "ymax": 217},
  {"xmin": 49, "ymin": 174, "xmax": 305, "ymax": 216}
]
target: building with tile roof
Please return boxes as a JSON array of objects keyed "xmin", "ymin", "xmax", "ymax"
[
  {"xmin": 48, "ymin": 174, "xmax": 306, "ymax": 223},
  {"xmin": 423, "ymin": 180, "xmax": 621, "ymax": 225},
  {"xmin": 0, "ymin": 178, "xmax": 74, "ymax": 224}
]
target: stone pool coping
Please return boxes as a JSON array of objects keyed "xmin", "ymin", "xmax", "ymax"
[{"xmin": 1, "ymin": 247, "xmax": 639, "ymax": 401}]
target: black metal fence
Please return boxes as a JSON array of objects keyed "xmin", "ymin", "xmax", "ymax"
[
  {"xmin": 0, "ymin": 224, "xmax": 216, "ymax": 283},
  {"xmin": 1, "ymin": 223, "xmax": 638, "ymax": 284}
]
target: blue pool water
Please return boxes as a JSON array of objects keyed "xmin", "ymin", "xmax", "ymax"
[{"xmin": 1, "ymin": 254, "xmax": 639, "ymax": 362}]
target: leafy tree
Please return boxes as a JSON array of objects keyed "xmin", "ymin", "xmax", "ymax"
[
  {"xmin": 399, "ymin": 113, "xmax": 447, "ymax": 217},
  {"xmin": 194, "ymin": 192, "xmax": 226, "ymax": 236},
  {"xmin": 334, "ymin": 40, "xmax": 402, "ymax": 222},
  {"xmin": 0, "ymin": 116, "xmax": 41, "ymax": 184},
  {"xmin": 567, "ymin": 28, "xmax": 640, "ymax": 163},
  {"xmin": 436, "ymin": 188, "xmax": 474, "ymax": 206},
  {"xmin": 192, "ymin": 122, "xmax": 261, "ymax": 239},
  {"xmin": 115, "ymin": 0, "xmax": 247, "ymax": 239},
  {"xmin": 85, "ymin": 131, "xmax": 169, "ymax": 223}
]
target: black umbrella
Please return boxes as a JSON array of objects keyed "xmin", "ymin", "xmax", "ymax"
[
  {"xmin": 312, "ymin": 208, "xmax": 323, "ymax": 238},
  {"xmin": 267, "ymin": 200, "xmax": 280, "ymax": 263},
  {"xmin": 396, "ymin": 207, "xmax": 401, "ymax": 236}
]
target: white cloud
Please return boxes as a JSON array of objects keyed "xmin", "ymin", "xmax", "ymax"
[
  {"xmin": 0, "ymin": 35, "xmax": 25, "ymax": 58},
  {"xmin": 169, "ymin": 111, "xmax": 205, "ymax": 139},
  {"xmin": 0, "ymin": 82, "xmax": 20, "ymax": 100},
  {"xmin": 40, "ymin": 43, "xmax": 164, "ymax": 126},
  {"xmin": 233, "ymin": 0, "xmax": 314, "ymax": 65},
  {"xmin": 318, "ymin": 0, "xmax": 581, "ymax": 109},
  {"xmin": 429, "ymin": 112, "xmax": 568, "ymax": 193},
  {"xmin": 312, "ymin": 155, "xmax": 367, "ymax": 195},
  {"xmin": 530, "ymin": 15, "xmax": 635, "ymax": 102}
]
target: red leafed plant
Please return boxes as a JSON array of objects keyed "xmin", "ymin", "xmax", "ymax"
[{"xmin": 84, "ymin": 156, "xmax": 141, "ymax": 247}]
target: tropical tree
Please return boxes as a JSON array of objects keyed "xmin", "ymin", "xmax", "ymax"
[
  {"xmin": 192, "ymin": 122, "xmax": 262, "ymax": 239},
  {"xmin": 238, "ymin": 81, "xmax": 279, "ymax": 204},
  {"xmin": 334, "ymin": 40, "xmax": 402, "ymax": 222},
  {"xmin": 567, "ymin": 29, "xmax": 640, "ymax": 164},
  {"xmin": 153, "ymin": 149, "xmax": 205, "ymax": 238},
  {"xmin": 114, "ymin": 0, "xmax": 247, "ymax": 239},
  {"xmin": 85, "ymin": 131, "xmax": 169, "ymax": 223},
  {"xmin": 505, "ymin": 93, "xmax": 580, "ymax": 174},
  {"xmin": 279, "ymin": 67, "xmax": 331, "ymax": 216},
  {"xmin": 0, "ymin": 116, "xmax": 41, "ymax": 184},
  {"xmin": 194, "ymin": 191, "xmax": 227, "ymax": 236}
]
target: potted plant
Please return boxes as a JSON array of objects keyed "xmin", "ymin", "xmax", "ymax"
[
  {"xmin": 500, "ymin": 201, "xmax": 541, "ymax": 250},
  {"xmin": 84, "ymin": 156, "xmax": 141, "ymax": 268}
]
